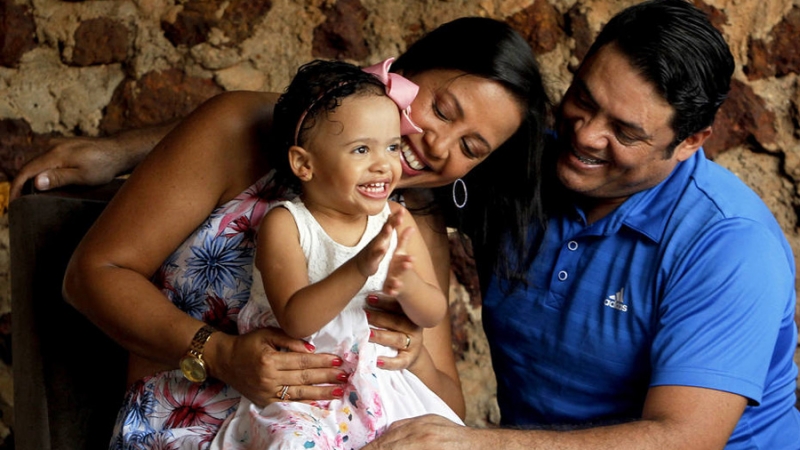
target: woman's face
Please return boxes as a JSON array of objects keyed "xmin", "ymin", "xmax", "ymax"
[{"xmin": 396, "ymin": 70, "xmax": 523, "ymax": 189}]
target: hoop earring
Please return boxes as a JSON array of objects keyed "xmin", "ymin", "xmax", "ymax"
[{"xmin": 452, "ymin": 178, "xmax": 467, "ymax": 209}]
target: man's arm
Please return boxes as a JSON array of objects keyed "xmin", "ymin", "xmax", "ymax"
[
  {"xmin": 9, "ymin": 121, "xmax": 179, "ymax": 200},
  {"xmin": 364, "ymin": 386, "xmax": 746, "ymax": 450}
]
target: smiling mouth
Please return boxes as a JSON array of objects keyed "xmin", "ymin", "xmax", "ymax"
[
  {"xmin": 573, "ymin": 149, "xmax": 606, "ymax": 165},
  {"xmin": 401, "ymin": 140, "xmax": 427, "ymax": 171},
  {"xmin": 360, "ymin": 182, "xmax": 390, "ymax": 193}
]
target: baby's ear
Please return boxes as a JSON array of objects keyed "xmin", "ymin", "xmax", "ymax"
[{"xmin": 289, "ymin": 145, "xmax": 313, "ymax": 181}]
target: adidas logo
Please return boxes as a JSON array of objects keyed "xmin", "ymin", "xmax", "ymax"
[{"xmin": 603, "ymin": 287, "xmax": 628, "ymax": 312}]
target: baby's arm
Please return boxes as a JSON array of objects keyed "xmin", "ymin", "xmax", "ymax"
[
  {"xmin": 258, "ymin": 207, "xmax": 393, "ymax": 339},
  {"xmin": 382, "ymin": 202, "xmax": 448, "ymax": 329}
]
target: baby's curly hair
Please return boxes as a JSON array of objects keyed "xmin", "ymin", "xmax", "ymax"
[{"xmin": 268, "ymin": 59, "xmax": 387, "ymax": 191}]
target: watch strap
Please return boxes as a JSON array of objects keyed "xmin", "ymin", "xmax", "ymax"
[{"xmin": 187, "ymin": 324, "xmax": 216, "ymax": 358}]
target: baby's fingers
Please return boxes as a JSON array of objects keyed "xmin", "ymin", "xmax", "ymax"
[
  {"xmin": 394, "ymin": 225, "xmax": 415, "ymax": 256},
  {"xmin": 390, "ymin": 254, "xmax": 414, "ymax": 270},
  {"xmin": 383, "ymin": 277, "xmax": 402, "ymax": 297}
]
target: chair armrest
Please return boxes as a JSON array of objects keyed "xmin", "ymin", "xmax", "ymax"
[{"xmin": 9, "ymin": 180, "xmax": 128, "ymax": 450}]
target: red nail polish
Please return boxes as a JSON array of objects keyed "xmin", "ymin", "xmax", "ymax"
[
  {"xmin": 304, "ymin": 342, "xmax": 316, "ymax": 352},
  {"xmin": 332, "ymin": 388, "xmax": 344, "ymax": 397},
  {"xmin": 365, "ymin": 311, "xmax": 370, "ymax": 319},
  {"xmin": 337, "ymin": 373, "xmax": 349, "ymax": 381},
  {"xmin": 377, "ymin": 359, "xmax": 384, "ymax": 367},
  {"xmin": 332, "ymin": 358, "xmax": 343, "ymax": 367},
  {"xmin": 369, "ymin": 330, "xmax": 375, "ymax": 338},
  {"xmin": 367, "ymin": 295, "xmax": 378, "ymax": 305}
]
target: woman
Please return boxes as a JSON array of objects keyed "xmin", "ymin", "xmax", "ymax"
[{"xmin": 31, "ymin": 17, "xmax": 549, "ymax": 448}]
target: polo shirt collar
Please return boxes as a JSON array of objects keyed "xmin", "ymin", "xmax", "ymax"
[{"xmin": 571, "ymin": 150, "xmax": 704, "ymax": 243}]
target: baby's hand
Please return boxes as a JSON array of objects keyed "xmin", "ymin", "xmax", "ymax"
[
  {"xmin": 382, "ymin": 225, "xmax": 416, "ymax": 298},
  {"xmin": 354, "ymin": 210, "xmax": 404, "ymax": 277}
]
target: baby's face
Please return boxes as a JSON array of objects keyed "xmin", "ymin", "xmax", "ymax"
[{"xmin": 301, "ymin": 93, "xmax": 403, "ymax": 218}]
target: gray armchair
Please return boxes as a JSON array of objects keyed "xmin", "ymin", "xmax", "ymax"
[{"xmin": 9, "ymin": 181, "xmax": 128, "ymax": 450}]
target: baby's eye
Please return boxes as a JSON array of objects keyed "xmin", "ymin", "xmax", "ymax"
[
  {"xmin": 353, "ymin": 146, "xmax": 368, "ymax": 154},
  {"xmin": 387, "ymin": 144, "xmax": 400, "ymax": 153}
]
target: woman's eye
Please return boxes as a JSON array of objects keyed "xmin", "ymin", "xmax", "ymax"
[
  {"xmin": 575, "ymin": 94, "xmax": 593, "ymax": 110},
  {"xmin": 433, "ymin": 102, "xmax": 448, "ymax": 121},
  {"xmin": 460, "ymin": 139, "xmax": 477, "ymax": 159}
]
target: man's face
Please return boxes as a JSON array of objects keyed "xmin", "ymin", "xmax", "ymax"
[{"xmin": 556, "ymin": 44, "xmax": 704, "ymax": 221}]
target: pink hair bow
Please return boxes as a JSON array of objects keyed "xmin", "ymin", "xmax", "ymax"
[{"xmin": 362, "ymin": 57, "xmax": 423, "ymax": 135}]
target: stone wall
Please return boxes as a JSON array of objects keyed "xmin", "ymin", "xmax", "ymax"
[{"xmin": 1, "ymin": 0, "xmax": 799, "ymax": 446}]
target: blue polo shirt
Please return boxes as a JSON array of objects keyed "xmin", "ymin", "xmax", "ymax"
[{"xmin": 483, "ymin": 150, "xmax": 800, "ymax": 448}]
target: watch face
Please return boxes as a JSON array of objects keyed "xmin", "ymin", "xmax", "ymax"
[{"xmin": 180, "ymin": 356, "xmax": 207, "ymax": 383}]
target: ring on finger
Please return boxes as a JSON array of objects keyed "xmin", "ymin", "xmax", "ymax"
[
  {"xmin": 278, "ymin": 385, "xmax": 290, "ymax": 401},
  {"xmin": 404, "ymin": 334, "xmax": 411, "ymax": 350}
]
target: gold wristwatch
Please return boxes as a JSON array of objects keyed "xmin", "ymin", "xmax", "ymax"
[{"xmin": 179, "ymin": 324, "xmax": 217, "ymax": 383}]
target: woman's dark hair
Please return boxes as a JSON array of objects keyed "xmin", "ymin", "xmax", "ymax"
[
  {"xmin": 268, "ymin": 59, "xmax": 386, "ymax": 192},
  {"xmin": 394, "ymin": 17, "xmax": 551, "ymax": 291},
  {"xmin": 582, "ymin": 0, "xmax": 734, "ymax": 153}
]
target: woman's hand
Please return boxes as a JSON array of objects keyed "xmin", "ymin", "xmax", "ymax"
[
  {"xmin": 365, "ymin": 292, "xmax": 424, "ymax": 371},
  {"xmin": 366, "ymin": 290, "xmax": 465, "ymax": 417},
  {"xmin": 209, "ymin": 327, "xmax": 348, "ymax": 407}
]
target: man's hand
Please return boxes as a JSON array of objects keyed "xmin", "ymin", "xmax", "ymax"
[
  {"xmin": 9, "ymin": 136, "xmax": 133, "ymax": 200},
  {"xmin": 363, "ymin": 414, "xmax": 471, "ymax": 449}
]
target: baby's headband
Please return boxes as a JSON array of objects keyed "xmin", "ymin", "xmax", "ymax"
[{"xmin": 293, "ymin": 57, "xmax": 422, "ymax": 146}]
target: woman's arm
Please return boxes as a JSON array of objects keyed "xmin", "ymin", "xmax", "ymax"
[{"xmin": 62, "ymin": 90, "xmax": 346, "ymax": 406}]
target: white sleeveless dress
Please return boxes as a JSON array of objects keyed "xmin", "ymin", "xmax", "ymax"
[{"xmin": 211, "ymin": 197, "xmax": 463, "ymax": 450}]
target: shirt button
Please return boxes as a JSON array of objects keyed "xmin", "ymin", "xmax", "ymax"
[
  {"xmin": 558, "ymin": 270, "xmax": 568, "ymax": 281},
  {"xmin": 567, "ymin": 241, "xmax": 578, "ymax": 251}
]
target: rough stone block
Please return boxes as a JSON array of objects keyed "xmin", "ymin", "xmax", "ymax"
[
  {"xmin": 312, "ymin": 0, "xmax": 369, "ymax": 60},
  {"xmin": 72, "ymin": 18, "xmax": 130, "ymax": 67},
  {"xmin": 0, "ymin": 1, "xmax": 36, "ymax": 68}
]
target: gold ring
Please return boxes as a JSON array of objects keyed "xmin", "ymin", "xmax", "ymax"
[
  {"xmin": 279, "ymin": 385, "xmax": 289, "ymax": 401},
  {"xmin": 404, "ymin": 334, "xmax": 411, "ymax": 350}
]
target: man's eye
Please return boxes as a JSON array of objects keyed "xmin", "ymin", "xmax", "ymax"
[{"xmin": 616, "ymin": 131, "xmax": 639, "ymax": 145}]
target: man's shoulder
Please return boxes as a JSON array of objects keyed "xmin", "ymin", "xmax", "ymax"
[
  {"xmin": 682, "ymin": 155, "xmax": 777, "ymax": 224},
  {"xmin": 665, "ymin": 155, "xmax": 792, "ymax": 261}
]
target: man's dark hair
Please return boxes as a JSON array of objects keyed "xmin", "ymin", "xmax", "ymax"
[{"xmin": 582, "ymin": 0, "xmax": 734, "ymax": 151}]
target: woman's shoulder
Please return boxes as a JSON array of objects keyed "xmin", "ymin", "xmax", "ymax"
[
  {"xmin": 388, "ymin": 200, "xmax": 408, "ymax": 216},
  {"xmin": 164, "ymin": 91, "xmax": 282, "ymax": 202},
  {"xmin": 188, "ymin": 91, "xmax": 280, "ymax": 138}
]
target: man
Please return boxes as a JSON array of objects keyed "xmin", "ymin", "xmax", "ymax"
[{"xmin": 365, "ymin": 0, "xmax": 800, "ymax": 448}]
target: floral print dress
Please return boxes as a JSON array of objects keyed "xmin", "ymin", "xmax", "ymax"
[{"xmin": 109, "ymin": 172, "xmax": 290, "ymax": 450}]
